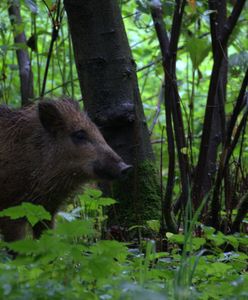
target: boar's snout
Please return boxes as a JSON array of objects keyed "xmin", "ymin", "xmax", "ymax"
[
  {"xmin": 118, "ymin": 162, "xmax": 133, "ymax": 177},
  {"xmin": 93, "ymin": 159, "xmax": 133, "ymax": 180}
]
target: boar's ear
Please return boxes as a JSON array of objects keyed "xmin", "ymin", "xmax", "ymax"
[
  {"xmin": 62, "ymin": 98, "xmax": 80, "ymax": 111},
  {"xmin": 38, "ymin": 101, "xmax": 66, "ymax": 135}
]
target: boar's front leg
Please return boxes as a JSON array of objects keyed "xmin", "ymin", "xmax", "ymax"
[
  {"xmin": 0, "ymin": 217, "xmax": 27, "ymax": 242},
  {"xmin": 32, "ymin": 216, "xmax": 55, "ymax": 239}
]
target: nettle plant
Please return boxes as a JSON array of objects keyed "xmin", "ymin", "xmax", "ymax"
[
  {"xmin": 0, "ymin": 189, "xmax": 247, "ymax": 300},
  {"xmin": 0, "ymin": 189, "xmax": 130, "ymax": 299}
]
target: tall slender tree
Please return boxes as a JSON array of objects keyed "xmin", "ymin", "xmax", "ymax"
[
  {"xmin": 192, "ymin": 0, "xmax": 247, "ymax": 229},
  {"xmin": 8, "ymin": 0, "xmax": 34, "ymax": 106}
]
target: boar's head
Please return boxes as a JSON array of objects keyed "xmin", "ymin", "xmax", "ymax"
[{"xmin": 38, "ymin": 99, "xmax": 132, "ymax": 182}]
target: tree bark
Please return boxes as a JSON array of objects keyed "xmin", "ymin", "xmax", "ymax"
[
  {"xmin": 200, "ymin": 0, "xmax": 227, "ymax": 211},
  {"xmin": 150, "ymin": 1, "xmax": 188, "ymax": 232},
  {"xmin": 64, "ymin": 0, "xmax": 160, "ymax": 227},
  {"xmin": 8, "ymin": 1, "xmax": 34, "ymax": 106},
  {"xmin": 232, "ymin": 191, "xmax": 248, "ymax": 233}
]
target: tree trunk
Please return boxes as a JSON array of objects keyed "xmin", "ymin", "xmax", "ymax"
[
  {"xmin": 64, "ymin": 0, "xmax": 160, "ymax": 228},
  {"xmin": 192, "ymin": 0, "xmax": 246, "ymax": 219},
  {"xmin": 150, "ymin": 1, "xmax": 188, "ymax": 232},
  {"xmin": 8, "ymin": 1, "xmax": 34, "ymax": 106},
  {"xmin": 200, "ymin": 0, "xmax": 227, "ymax": 211}
]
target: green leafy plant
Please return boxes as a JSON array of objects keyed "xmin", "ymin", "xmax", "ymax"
[{"xmin": 0, "ymin": 189, "xmax": 247, "ymax": 299}]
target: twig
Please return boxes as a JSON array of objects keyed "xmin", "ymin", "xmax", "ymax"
[
  {"xmin": 41, "ymin": 0, "xmax": 64, "ymax": 97},
  {"xmin": 149, "ymin": 83, "xmax": 164, "ymax": 135},
  {"xmin": 137, "ymin": 57, "xmax": 162, "ymax": 72}
]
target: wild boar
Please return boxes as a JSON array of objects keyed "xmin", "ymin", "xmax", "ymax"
[{"xmin": 0, "ymin": 98, "xmax": 132, "ymax": 241}]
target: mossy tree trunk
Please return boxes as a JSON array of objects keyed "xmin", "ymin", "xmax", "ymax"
[{"xmin": 64, "ymin": 0, "xmax": 160, "ymax": 228}]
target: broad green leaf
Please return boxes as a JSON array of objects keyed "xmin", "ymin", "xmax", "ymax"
[
  {"xmin": 166, "ymin": 232, "xmax": 174, "ymax": 238},
  {"xmin": 223, "ymin": 235, "xmax": 239, "ymax": 249},
  {"xmin": 192, "ymin": 237, "xmax": 206, "ymax": 250},
  {"xmin": 186, "ymin": 36, "xmax": 211, "ymax": 70},
  {"xmin": 0, "ymin": 202, "xmax": 51, "ymax": 226},
  {"xmin": 146, "ymin": 219, "xmax": 160, "ymax": 233},
  {"xmin": 203, "ymin": 226, "xmax": 215, "ymax": 236},
  {"xmin": 7, "ymin": 239, "xmax": 39, "ymax": 254},
  {"xmin": 97, "ymin": 197, "xmax": 117, "ymax": 206},
  {"xmin": 84, "ymin": 188, "xmax": 102, "ymax": 198},
  {"xmin": 168, "ymin": 234, "xmax": 184, "ymax": 244},
  {"xmin": 205, "ymin": 262, "xmax": 233, "ymax": 276},
  {"xmin": 55, "ymin": 219, "xmax": 95, "ymax": 238}
]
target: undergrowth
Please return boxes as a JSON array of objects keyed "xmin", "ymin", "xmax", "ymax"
[{"xmin": 0, "ymin": 189, "xmax": 247, "ymax": 300}]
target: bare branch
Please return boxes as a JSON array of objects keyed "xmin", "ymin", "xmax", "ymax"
[
  {"xmin": 41, "ymin": 0, "xmax": 63, "ymax": 97},
  {"xmin": 226, "ymin": 68, "xmax": 248, "ymax": 146},
  {"xmin": 221, "ymin": 0, "xmax": 247, "ymax": 46}
]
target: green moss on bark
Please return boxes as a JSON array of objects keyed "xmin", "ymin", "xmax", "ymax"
[{"xmin": 110, "ymin": 160, "xmax": 161, "ymax": 227}]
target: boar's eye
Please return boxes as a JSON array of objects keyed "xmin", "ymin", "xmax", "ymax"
[{"xmin": 71, "ymin": 130, "xmax": 88, "ymax": 144}]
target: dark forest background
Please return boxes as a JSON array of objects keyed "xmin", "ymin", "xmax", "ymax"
[{"xmin": 0, "ymin": 1, "xmax": 247, "ymax": 299}]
